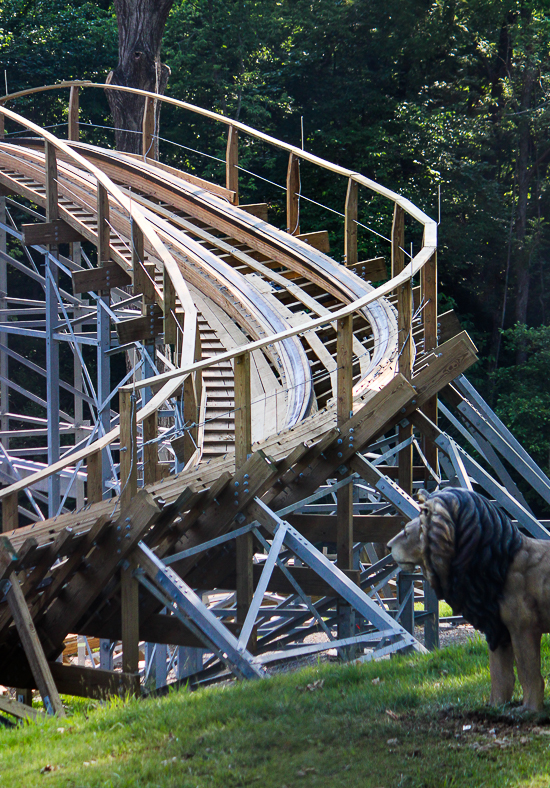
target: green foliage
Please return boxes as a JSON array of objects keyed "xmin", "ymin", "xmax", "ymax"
[
  {"xmin": 2, "ymin": 0, "xmax": 550, "ymax": 475},
  {"xmin": 491, "ymin": 324, "xmax": 550, "ymax": 468},
  {"xmin": 0, "ymin": 0, "xmax": 116, "ymax": 89}
]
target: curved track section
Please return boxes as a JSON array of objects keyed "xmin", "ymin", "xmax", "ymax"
[{"xmin": 0, "ymin": 86, "xmax": 435, "ymax": 523}]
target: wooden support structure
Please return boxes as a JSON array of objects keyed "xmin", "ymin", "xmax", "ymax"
[
  {"xmin": 226, "ymin": 126, "xmax": 239, "ymax": 205},
  {"xmin": 72, "ymin": 262, "xmax": 131, "ymax": 294},
  {"xmin": 22, "ymin": 219, "xmax": 85, "ymax": 246},
  {"xmin": 296, "ymin": 230, "xmax": 330, "ymax": 254},
  {"xmin": 6, "ymin": 572, "xmax": 64, "ymax": 715},
  {"xmin": 0, "ymin": 693, "xmax": 42, "ymax": 721},
  {"xmin": 286, "ymin": 152, "xmax": 300, "ymax": 235},
  {"xmin": 117, "ymin": 303, "xmax": 164, "ymax": 344},
  {"xmin": 345, "ymin": 178, "xmax": 358, "ymax": 266},
  {"xmin": 347, "ymin": 257, "xmax": 387, "ymax": 281},
  {"xmin": 68, "ymin": 86, "xmax": 79, "ymax": 142},
  {"xmin": 392, "ymin": 204, "xmax": 413, "ymax": 495},
  {"xmin": 45, "ymin": 141, "xmax": 58, "ymax": 222}
]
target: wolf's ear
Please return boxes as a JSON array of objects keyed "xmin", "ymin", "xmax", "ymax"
[{"xmin": 417, "ymin": 489, "xmax": 429, "ymax": 504}]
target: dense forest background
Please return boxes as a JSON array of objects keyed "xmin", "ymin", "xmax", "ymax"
[{"xmin": 1, "ymin": 0, "xmax": 550, "ymax": 471}]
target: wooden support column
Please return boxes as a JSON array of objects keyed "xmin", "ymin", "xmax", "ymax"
[
  {"xmin": 181, "ymin": 322, "xmax": 202, "ymax": 465},
  {"xmin": 286, "ymin": 153, "xmax": 300, "ymax": 235},
  {"xmin": 121, "ymin": 557, "xmax": 140, "ymax": 695},
  {"xmin": 163, "ymin": 265, "xmax": 177, "ymax": 347},
  {"xmin": 7, "ymin": 574, "xmax": 65, "ymax": 716},
  {"xmin": 87, "ymin": 450, "xmax": 102, "ymax": 504},
  {"xmin": 2, "ymin": 493, "xmax": 18, "ymax": 532},
  {"xmin": 337, "ymin": 315, "xmax": 355, "ymax": 649},
  {"xmin": 344, "ymin": 178, "xmax": 358, "ymax": 266},
  {"xmin": 68, "ymin": 86, "xmax": 79, "ymax": 141},
  {"xmin": 226, "ymin": 126, "xmax": 239, "ymax": 205},
  {"xmin": 234, "ymin": 352, "xmax": 254, "ymax": 644},
  {"xmin": 392, "ymin": 204, "xmax": 413, "ymax": 495},
  {"xmin": 142, "ymin": 96, "xmax": 155, "ymax": 159},
  {"xmin": 336, "ymin": 315, "xmax": 354, "ymax": 570},
  {"xmin": 421, "ymin": 249, "xmax": 438, "ymax": 479},
  {"xmin": 132, "ymin": 222, "xmax": 155, "ymax": 302},
  {"xmin": 143, "ymin": 411, "xmax": 159, "ymax": 485},
  {"xmin": 182, "ymin": 373, "xmax": 198, "ymax": 465},
  {"xmin": 119, "ymin": 388, "xmax": 137, "ymax": 512}
]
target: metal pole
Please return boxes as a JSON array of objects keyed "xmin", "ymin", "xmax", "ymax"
[{"xmin": 45, "ymin": 142, "xmax": 60, "ymax": 517}]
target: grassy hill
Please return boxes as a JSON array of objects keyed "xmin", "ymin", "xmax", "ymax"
[{"xmin": 2, "ymin": 637, "xmax": 550, "ymax": 787}]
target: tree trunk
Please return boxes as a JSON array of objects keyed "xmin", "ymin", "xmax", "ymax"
[{"xmin": 106, "ymin": 0, "xmax": 174, "ymax": 155}]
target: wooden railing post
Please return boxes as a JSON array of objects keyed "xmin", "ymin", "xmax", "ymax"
[
  {"xmin": 180, "ymin": 323, "xmax": 202, "ymax": 466},
  {"xmin": 68, "ymin": 86, "xmax": 79, "ymax": 141},
  {"xmin": 2, "ymin": 493, "xmax": 18, "ymax": 532},
  {"xmin": 226, "ymin": 126, "xmax": 239, "ymax": 205},
  {"xmin": 163, "ymin": 265, "xmax": 177, "ymax": 347},
  {"xmin": 121, "ymin": 555, "xmax": 140, "ymax": 694},
  {"xmin": 421, "ymin": 247, "xmax": 438, "ymax": 478},
  {"xmin": 344, "ymin": 178, "xmax": 358, "ymax": 266},
  {"xmin": 119, "ymin": 388, "xmax": 137, "ymax": 512},
  {"xmin": 392, "ymin": 203, "xmax": 413, "ymax": 495},
  {"xmin": 336, "ymin": 314, "xmax": 353, "ymax": 570},
  {"xmin": 286, "ymin": 152, "xmax": 300, "ymax": 235},
  {"xmin": 234, "ymin": 352, "xmax": 254, "ymax": 646},
  {"xmin": 142, "ymin": 96, "xmax": 155, "ymax": 159},
  {"xmin": 131, "ymin": 221, "xmax": 154, "ymax": 302},
  {"xmin": 182, "ymin": 374, "xmax": 199, "ymax": 465}
]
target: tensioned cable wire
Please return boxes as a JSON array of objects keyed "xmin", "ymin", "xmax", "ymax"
[
  {"xmin": 3, "ymin": 122, "xmax": 68, "ymax": 137},
  {"xmin": 235, "ymin": 164, "xmax": 285, "ymax": 191},
  {"xmin": 154, "ymin": 133, "xmax": 226, "ymax": 164}
]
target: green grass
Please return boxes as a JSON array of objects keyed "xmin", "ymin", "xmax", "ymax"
[{"xmin": 4, "ymin": 637, "xmax": 550, "ymax": 787}]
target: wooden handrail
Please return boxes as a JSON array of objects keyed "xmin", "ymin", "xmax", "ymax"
[{"xmin": 0, "ymin": 81, "xmax": 437, "ymax": 244}]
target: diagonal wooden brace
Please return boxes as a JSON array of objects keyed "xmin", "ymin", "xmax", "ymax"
[{"xmin": 6, "ymin": 573, "xmax": 64, "ymax": 716}]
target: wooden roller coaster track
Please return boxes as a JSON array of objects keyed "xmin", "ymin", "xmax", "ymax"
[{"xmin": 0, "ymin": 82, "xmax": 546, "ymax": 719}]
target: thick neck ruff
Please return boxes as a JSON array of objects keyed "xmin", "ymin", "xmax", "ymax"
[{"xmin": 423, "ymin": 488, "xmax": 523, "ymax": 651}]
